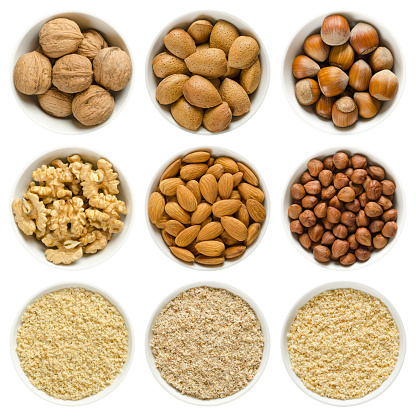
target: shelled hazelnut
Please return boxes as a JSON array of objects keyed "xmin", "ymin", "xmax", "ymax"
[
  {"xmin": 292, "ymin": 14, "xmax": 399, "ymax": 128},
  {"xmin": 288, "ymin": 151, "xmax": 398, "ymax": 266}
]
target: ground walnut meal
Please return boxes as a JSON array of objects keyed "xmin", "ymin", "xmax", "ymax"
[
  {"xmin": 16, "ymin": 288, "xmax": 128, "ymax": 400},
  {"xmin": 151, "ymin": 286, "xmax": 264, "ymax": 400},
  {"xmin": 288, "ymin": 288, "xmax": 399, "ymax": 400}
]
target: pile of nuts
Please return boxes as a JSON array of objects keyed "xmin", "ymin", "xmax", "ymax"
[
  {"xmin": 288, "ymin": 151, "xmax": 398, "ymax": 266},
  {"xmin": 148, "ymin": 150, "xmax": 266, "ymax": 266},
  {"xmin": 152, "ymin": 19, "xmax": 261, "ymax": 132},
  {"xmin": 293, "ymin": 15, "xmax": 399, "ymax": 127},
  {"xmin": 14, "ymin": 18, "xmax": 132, "ymax": 126},
  {"xmin": 12, "ymin": 155, "xmax": 127, "ymax": 265}
]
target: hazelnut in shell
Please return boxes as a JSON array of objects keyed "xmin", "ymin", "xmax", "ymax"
[
  {"xmin": 350, "ymin": 23, "xmax": 379, "ymax": 55},
  {"xmin": 317, "ymin": 66, "xmax": 349, "ymax": 97},
  {"xmin": 315, "ymin": 95, "xmax": 336, "ymax": 119},
  {"xmin": 295, "ymin": 79, "xmax": 320, "ymax": 106},
  {"xmin": 369, "ymin": 69, "xmax": 398, "ymax": 101},
  {"xmin": 328, "ymin": 43, "xmax": 355, "ymax": 71},
  {"xmin": 39, "ymin": 18, "xmax": 83, "ymax": 58},
  {"xmin": 292, "ymin": 55, "xmax": 320, "ymax": 79},
  {"xmin": 354, "ymin": 92, "xmax": 381, "ymax": 118},
  {"xmin": 321, "ymin": 15, "xmax": 350, "ymax": 46},
  {"xmin": 369, "ymin": 47, "xmax": 394, "ymax": 73},
  {"xmin": 52, "ymin": 54, "xmax": 93, "ymax": 94},
  {"xmin": 77, "ymin": 29, "xmax": 108, "ymax": 60},
  {"xmin": 14, "ymin": 51, "xmax": 52, "ymax": 95},
  {"xmin": 303, "ymin": 34, "xmax": 330, "ymax": 62},
  {"xmin": 349, "ymin": 60, "xmax": 372, "ymax": 91},
  {"xmin": 72, "ymin": 85, "xmax": 114, "ymax": 126},
  {"xmin": 94, "ymin": 47, "xmax": 132, "ymax": 91},
  {"xmin": 37, "ymin": 87, "xmax": 73, "ymax": 117},
  {"xmin": 332, "ymin": 97, "xmax": 358, "ymax": 128}
]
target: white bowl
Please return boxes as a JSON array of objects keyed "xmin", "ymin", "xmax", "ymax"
[
  {"xmin": 145, "ymin": 10, "xmax": 270, "ymax": 135},
  {"xmin": 10, "ymin": 282, "xmax": 135, "ymax": 406},
  {"xmin": 145, "ymin": 281, "xmax": 270, "ymax": 406},
  {"xmin": 10, "ymin": 147, "xmax": 134, "ymax": 270},
  {"xmin": 146, "ymin": 146, "xmax": 270, "ymax": 270},
  {"xmin": 281, "ymin": 281, "xmax": 406, "ymax": 406},
  {"xmin": 10, "ymin": 11, "xmax": 134, "ymax": 135},
  {"xmin": 282, "ymin": 11, "xmax": 406, "ymax": 134},
  {"xmin": 282, "ymin": 147, "xmax": 405, "ymax": 271}
]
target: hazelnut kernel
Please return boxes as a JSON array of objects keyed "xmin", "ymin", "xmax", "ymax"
[
  {"xmin": 382, "ymin": 209, "xmax": 398, "ymax": 222},
  {"xmin": 373, "ymin": 234, "xmax": 388, "ymax": 249},
  {"xmin": 318, "ymin": 170, "xmax": 333, "ymax": 187},
  {"xmin": 308, "ymin": 224, "xmax": 324, "ymax": 242},
  {"xmin": 351, "ymin": 155, "xmax": 367, "ymax": 169},
  {"xmin": 337, "ymin": 187, "xmax": 356, "ymax": 202},
  {"xmin": 301, "ymin": 171, "xmax": 314, "ymax": 184},
  {"xmin": 369, "ymin": 220, "xmax": 385, "ymax": 233},
  {"xmin": 359, "ymin": 192, "xmax": 369, "ymax": 207},
  {"xmin": 378, "ymin": 195, "xmax": 393, "ymax": 210},
  {"xmin": 351, "ymin": 169, "xmax": 367, "ymax": 184},
  {"xmin": 307, "ymin": 159, "xmax": 324, "ymax": 177},
  {"xmin": 366, "ymin": 180, "xmax": 382, "ymax": 200},
  {"xmin": 299, "ymin": 233, "xmax": 312, "ymax": 249},
  {"xmin": 302, "ymin": 195, "xmax": 319, "ymax": 209},
  {"xmin": 340, "ymin": 252, "xmax": 356, "ymax": 265},
  {"xmin": 314, "ymin": 202, "xmax": 328, "ymax": 218},
  {"xmin": 291, "ymin": 183, "xmax": 305, "ymax": 199},
  {"xmin": 345, "ymin": 199, "xmax": 361, "ymax": 213},
  {"xmin": 382, "ymin": 221, "xmax": 398, "ymax": 238},
  {"xmin": 355, "ymin": 246, "xmax": 371, "ymax": 261},
  {"xmin": 355, "ymin": 227, "xmax": 372, "ymax": 246},
  {"xmin": 368, "ymin": 166, "xmax": 385, "ymax": 181},
  {"xmin": 322, "ymin": 217, "xmax": 335, "ymax": 230},
  {"xmin": 327, "ymin": 206, "xmax": 341, "ymax": 223},
  {"xmin": 332, "ymin": 239, "xmax": 349, "ymax": 257},
  {"xmin": 356, "ymin": 210, "xmax": 370, "ymax": 227},
  {"xmin": 333, "ymin": 152, "xmax": 349, "ymax": 169},
  {"xmin": 329, "ymin": 196, "xmax": 343, "ymax": 210},
  {"xmin": 333, "ymin": 224, "xmax": 348, "ymax": 239},
  {"xmin": 299, "ymin": 210, "xmax": 317, "ymax": 227},
  {"xmin": 323, "ymin": 156, "xmax": 335, "ymax": 171},
  {"xmin": 288, "ymin": 204, "xmax": 303, "ymax": 219},
  {"xmin": 321, "ymin": 231, "xmax": 336, "ymax": 245},
  {"xmin": 304, "ymin": 180, "xmax": 322, "ymax": 195},
  {"xmin": 348, "ymin": 234, "xmax": 359, "ymax": 250},
  {"xmin": 341, "ymin": 211, "xmax": 356, "ymax": 227},
  {"xmin": 290, "ymin": 220, "xmax": 303, "ymax": 234},
  {"xmin": 334, "ymin": 173, "xmax": 349, "ymax": 189},
  {"xmin": 364, "ymin": 201, "xmax": 383, "ymax": 217},
  {"xmin": 349, "ymin": 181, "xmax": 363, "ymax": 197},
  {"xmin": 381, "ymin": 180, "xmax": 395, "ymax": 196},
  {"xmin": 313, "ymin": 245, "xmax": 331, "ymax": 263},
  {"xmin": 321, "ymin": 185, "xmax": 337, "ymax": 200}
]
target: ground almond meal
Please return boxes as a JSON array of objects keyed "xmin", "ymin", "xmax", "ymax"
[
  {"xmin": 16, "ymin": 287, "xmax": 128, "ymax": 400},
  {"xmin": 288, "ymin": 288, "xmax": 400, "ymax": 400},
  {"xmin": 151, "ymin": 286, "xmax": 264, "ymax": 400}
]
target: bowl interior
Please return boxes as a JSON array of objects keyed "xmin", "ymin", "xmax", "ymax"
[
  {"xmin": 145, "ymin": 10, "xmax": 270, "ymax": 135},
  {"xmin": 282, "ymin": 11, "xmax": 405, "ymax": 134},
  {"xmin": 282, "ymin": 147, "xmax": 405, "ymax": 271},
  {"xmin": 10, "ymin": 282, "xmax": 135, "ymax": 406},
  {"xmin": 281, "ymin": 281, "xmax": 406, "ymax": 407},
  {"xmin": 145, "ymin": 281, "xmax": 270, "ymax": 406},
  {"xmin": 10, "ymin": 147, "xmax": 134, "ymax": 270},
  {"xmin": 146, "ymin": 146, "xmax": 270, "ymax": 270},
  {"xmin": 11, "ymin": 11, "xmax": 133, "ymax": 135}
]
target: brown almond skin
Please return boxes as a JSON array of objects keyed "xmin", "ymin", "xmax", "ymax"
[
  {"xmin": 244, "ymin": 223, "xmax": 261, "ymax": 246},
  {"xmin": 195, "ymin": 255, "xmax": 225, "ymax": 265},
  {"xmin": 224, "ymin": 245, "xmax": 247, "ymax": 259},
  {"xmin": 221, "ymin": 216, "xmax": 248, "ymax": 241},
  {"xmin": 246, "ymin": 199, "xmax": 267, "ymax": 222},
  {"xmin": 170, "ymin": 246, "xmax": 195, "ymax": 262},
  {"xmin": 175, "ymin": 225, "xmax": 201, "ymax": 247},
  {"xmin": 195, "ymin": 240, "xmax": 225, "ymax": 256}
]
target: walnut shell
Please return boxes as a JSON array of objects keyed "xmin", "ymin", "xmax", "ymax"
[
  {"xmin": 37, "ymin": 87, "xmax": 73, "ymax": 117},
  {"xmin": 39, "ymin": 18, "xmax": 83, "ymax": 58},
  {"xmin": 52, "ymin": 54, "xmax": 93, "ymax": 93},
  {"xmin": 93, "ymin": 47, "xmax": 132, "ymax": 91},
  {"xmin": 72, "ymin": 85, "xmax": 114, "ymax": 126},
  {"xmin": 77, "ymin": 29, "xmax": 108, "ymax": 60},
  {"xmin": 14, "ymin": 51, "xmax": 52, "ymax": 95}
]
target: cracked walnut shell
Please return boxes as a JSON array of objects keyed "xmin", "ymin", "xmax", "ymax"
[
  {"xmin": 93, "ymin": 47, "xmax": 132, "ymax": 91},
  {"xmin": 77, "ymin": 29, "xmax": 108, "ymax": 60}
]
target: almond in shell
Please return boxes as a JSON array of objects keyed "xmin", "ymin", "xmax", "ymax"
[
  {"xmin": 195, "ymin": 240, "xmax": 225, "ymax": 256},
  {"xmin": 175, "ymin": 225, "xmax": 201, "ymax": 247},
  {"xmin": 171, "ymin": 97, "xmax": 203, "ymax": 130},
  {"xmin": 170, "ymin": 246, "xmax": 195, "ymax": 262},
  {"xmin": 240, "ymin": 58, "xmax": 261, "ymax": 94},
  {"xmin": 183, "ymin": 75, "xmax": 222, "ymax": 108},
  {"xmin": 220, "ymin": 78, "xmax": 251, "ymax": 116},
  {"xmin": 187, "ymin": 20, "xmax": 213, "ymax": 44},
  {"xmin": 164, "ymin": 28, "xmax": 196, "ymax": 59},
  {"xmin": 185, "ymin": 48, "xmax": 227, "ymax": 78},
  {"xmin": 156, "ymin": 74, "xmax": 189, "ymax": 105},
  {"xmin": 202, "ymin": 102, "xmax": 232, "ymax": 132},
  {"xmin": 199, "ymin": 174, "xmax": 218, "ymax": 204},
  {"xmin": 209, "ymin": 20, "xmax": 239, "ymax": 56},
  {"xmin": 176, "ymin": 185, "xmax": 198, "ymax": 211},
  {"xmin": 228, "ymin": 36, "xmax": 260, "ymax": 69},
  {"xmin": 221, "ymin": 63, "xmax": 241, "ymax": 80},
  {"xmin": 212, "ymin": 199, "xmax": 242, "ymax": 217},
  {"xmin": 246, "ymin": 199, "xmax": 267, "ymax": 222},
  {"xmin": 152, "ymin": 52, "xmax": 190, "ymax": 78},
  {"xmin": 221, "ymin": 216, "xmax": 248, "ymax": 241}
]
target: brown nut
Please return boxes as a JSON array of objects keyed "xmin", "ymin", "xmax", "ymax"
[
  {"xmin": 321, "ymin": 231, "xmax": 336, "ymax": 245},
  {"xmin": 307, "ymin": 159, "xmax": 324, "ymax": 177},
  {"xmin": 290, "ymin": 220, "xmax": 304, "ymax": 234},
  {"xmin": 341, "ymin": 211, "xmax": 356, "ymax": 227},
  {"xmin": 369, "ymin": 220, "xmax": 385, "ymax": 233},
  {"xmin": 291, "ymin": 183, "xmax": 305, "ymax": 200},
  {"xmin": 321, "ymin": 15, "xmax": 350, "ymax": 46},
  {"xmin": 308, "ymin": 224, "xmax": 324, "ymax": 242},
  {"xmin": 382, "ymin": 209, "xmax": 398, "ymax": 222},
  {"xmin": 304, "ymin": 180, "xmax": 322, "ymax": 195},
  {"xmin": 288, "ymin": 204, "xmax": 303, "ymax": 219},
  {"xmin": 368, "ymin": 166, "xmax": 385, "ymax": 181},
  {"xmin": 333, "ymin": 224, "xmax": 348, "ymax": 239},
  {"xmin": 378, "ymin": 195, "xmax": 393, "ymax": 210},
  {"xmin": 295, "ymin": 78, "xmax": 321, "ymax": 105},
  {"xmin": 313, "ymin": 245, "xmax": 331, "ymax": 263},
  {"xmin": 351, "ymin": 169, "xmax": 367, "ymax": 184},
  {"xmin": 327, "ymin": 206, "xmax": 341, "ymax": 223},
  {"xmin": 304, "ymin": 34, "xmax": 331, "ymax": 62},
  {"xmin": 321, "ymin": 185, "xmax": 336, "ymax": 200},
  {"xmin": 340, "ymin": 253, "xmax": 356, "ymax": 265},
  {"xmin": 301, "ymin": 171, "xmax": 314, "ymax": 184},
  {"xmin": 364, "ymin": 202, "xmax": 383, "ymax": 217},
  {"xmin": 356, "ymin": 210, "xmax": 370, "ymax": 227},
  {"xmin": 299, "ymin": 210, "xmax": 317, "ymax": 227},
  {"xmin": 348, "ymin": 234, "xmax": 359, "ymax": 250},
  {"xmin": 315, "ymin": 95, "xmax": 336, "ymax": 119},
  {"xmin": 349, "ymin": 60, "xmax": 372, "ymax": 91},
  {"xmin": 373, "ymin": 234, "xmax": 388, "ymax": 249},
  {"xmin": 343, "ymin": 167, "xmax": 354, "ymax": 178},
  {"xmin": 337, "ymin": 187, "xmax": 356, "ymax": 202},
  {"xmin": 382, "ymin": 221, "xmax": 398, "ymax": 238},
  {"xmin": 355, "ymin": 246, "xmax": 371, "ymax": 261},
  {"xmin": 350, "ymin": 23, "xmax": 379, "ymax": 55},
  {"xmin": 345, "ymin": 199, "xmax": 361, "ymax": 213},
  {"xmin": 302, "ymin": 195, "xmax": 319, "ymax": 209},
  {"xmin": 329, "ymin": 43, "xmax": 355, "ymax": 71},
  {"xmin": 369, "ymin": 70, "xmax": 398, "ymax": 101},
  {"xmin": 314, "ymin": 202, "xmax": 328, "ymax": 218},
  {"xmin": 366, "ymin": 180, "xmax": 382, "ymax": 200},
  {"xmin": 381, "ymin": 180, "xmax": 395, "ymax": 196},
  {"xmin": 334, "ymin": 173, "xmax": 349, "ymax": 189},
  {"xmin": 359, "ymin": 192, "xmax": 369, "ymax": 207},
  {"xmin": 329, "ymin": 196, "xmax": 343, "ymax": 211},
  {"xmin": 349, "ymin": 181, "xmax": 363, "ymax": 197},
  {"xmin": 317, "ymin": 67, "xmax": 349, "ymax": 97},
  {"xmin": 351, "ymin": 155, "xmax": 367, "ymax": 169},
  {"xmin": 355, "ymin": 227, "xmax": 372, "ymax": 246},
  {"xmin": 332, "ymin": 97, "xmax": 358, "ymax": 128},
  {"xmin": 299, "ymin": 233, "xmax": 312, "ymax": 249},
  {"xmin": 318, "ymin": 170, "xmax": 333, "ymax": 186},
  {"xmin": 333, "ymin": 152, "xmax": 349, "ymax": 169},
  {"xmin": 332, "ymin": 239, "xmax": 349, "ymax": 257},
  {"xmin": 322, "ymin": 217, "xmax": 335, "ymax": 230},
  {"xmin": 323, "ymin": 156, "xmax": 335, "ymax": 171},
  {"xmin": 348, "ymin": 224, "xmax": 358, "ymax": 234}
]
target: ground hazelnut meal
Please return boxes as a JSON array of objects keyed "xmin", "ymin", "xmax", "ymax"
[
  {"xmin": 16, "ymin": 288, "xmax": 128, "ymax": 400},
  {"xmin": 288, "ymin": 288, "xmax": 399, "ymax": 400},
  {"xmin": 151, "ymin": 287, "xmax": 264, "ymax": 400}
]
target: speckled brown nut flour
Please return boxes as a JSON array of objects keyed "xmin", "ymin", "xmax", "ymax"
[
  {"xmin": 151, "ymin": 286, "xmax": 264, "ymax": 400},
  {"xmin": 288, "ymin": 288, "xmax": 399, "ymax": 400},
  {"xmin": 16, "ymin": 288, "xmax": 128, "ymax": 400}
]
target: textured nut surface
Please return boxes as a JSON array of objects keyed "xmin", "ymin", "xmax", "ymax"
[
  {"xmin": 228, "ymin": 36, "xmax": 260, "ymax": 69},
  {"xmin": 77, "ymin": 29, "xmax": 107, "ymax": 60},
  {"xmin": 37, "ymin": 87, "xmax": 73, "ymax": 117}
]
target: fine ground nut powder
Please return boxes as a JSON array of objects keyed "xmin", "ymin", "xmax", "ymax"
[
  {"xmin": 288, "ymin": 288, "xmax": 400, "ymax": 400},
  {"xmin": 151, "ymin": 286, "xmax": 264, "ymax": 400},
  {"xmin": 16, "ymin": 288, "xmax": 128, "ymax": 400}
]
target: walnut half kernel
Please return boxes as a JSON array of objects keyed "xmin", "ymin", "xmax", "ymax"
[{"xmin": 12, "ymin": 155, "xmax": 127, "ymax": 265}]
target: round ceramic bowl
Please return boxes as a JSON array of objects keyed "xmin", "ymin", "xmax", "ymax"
[
  {"xmin": 282, "ymin": 11, "xmax": 405, "ymax": 134},
  {"xmin": 281, "ymin": 281, "xmax": 406, "ymax": 406},
  {"xmin": 146, "ymin": 146, "xmax": 270, "ymax": 270},
  {"xmin": 10, "ymin": 147, "xmax": 134, "ymax": 270},
  {"xmin": 145, "ymin": 10, "xmax": 270, "ymax": 135},
  {"xmin": 11, "ymin": 11, "xmax": 134, "ymax": 134},
  {"xmin": 145, "ymin": 281, "xmax": 270, "ymax": 406},
  {"xmin": 282, "ymin": 147, "xmax": 405, "ymax": 270},
  {"xmin": 10, "ymin": 282, "xmax": 135, "ymax": 406}
]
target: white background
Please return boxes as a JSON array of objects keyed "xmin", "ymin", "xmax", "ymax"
[{"xmin": 1, "ymin": 0, "xmax": 414, "ymax": 414}]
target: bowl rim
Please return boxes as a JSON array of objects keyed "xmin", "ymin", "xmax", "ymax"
[
  {"xmin": 281, "ymin": 10, "xmax": 407, "ymax": 136},
  {"xmin": 281, "ymin": 146, "xmax": 407, "ymax": 271},
  {"xmin": 145, "ymin": 280, "xmax": 271, "ymax": 406},
  {"xmin": 145, "ymin": 9, "xmax": 270, "ymax": 135},
  {"xmin": 10, "ymin": 281, "xmax": 135, "ymax": 406},
  {"xmin": 145, "ymin": 145, "xmax": 270, "ymax": 271},
  {"xmin": 10, "ymin": 9, "xmax": 135, "ymax": 135},
  {"xmin": 281, "ymin": 280, "xmax": 406, "ymax": 407},
  {"xmin": 9, "ymin": 145, "xmax": 135, "ymax": 271}
]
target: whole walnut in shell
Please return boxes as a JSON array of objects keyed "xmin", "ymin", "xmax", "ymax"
[
  {"xmin": 53, "ymin": 54, "xmax": 93, "ymax": 93},
  {"xmin": 14, "ymin": 51, "xmax": 52, "ymax": 95},
  {"xmin": 72, "ymin": 85, "xmax": 114, "ymax": 126},
  {"xmin": 39, "ymin": 18, "xmax": 83, "ymax": 58},
  {"xmin": 93, "ymin": 47, "xmax": 132, "ymax": 91},
  {"xmin": 37, "ymin": 87, "xmax": 73, "ymax": 117},
  {"xmin": 77, "ymin": 29, "xmax": 108, "ymax": 60}
]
